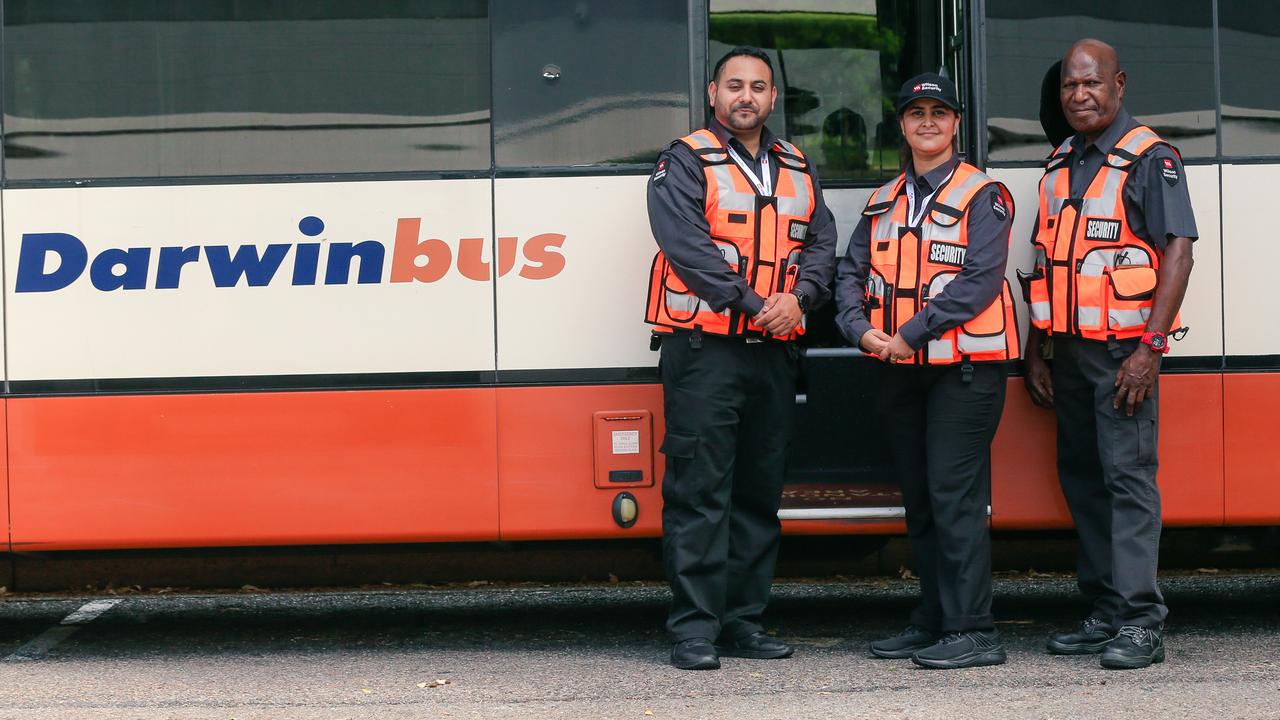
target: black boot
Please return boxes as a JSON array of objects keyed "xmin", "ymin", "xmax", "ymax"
[
  {"xmin": 1047, "ymin": 616, "xmax": 1116, "ymax": 655},
  {"xmin": 670, "ymin": 638, "xmax": 720, "ymax": 670},
  {"xmin": 1100, "ymin": 626, "xmax": 1165, "ymax": 670}
]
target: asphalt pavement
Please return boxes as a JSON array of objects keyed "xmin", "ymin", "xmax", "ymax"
[{"xmin": 0, "ymin": 570, "xmax": 1276, "ymax": 719}]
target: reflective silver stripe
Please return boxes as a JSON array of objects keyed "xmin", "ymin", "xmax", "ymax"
[
  {"xmin": 1081, "ymin": 166, "xmax": 1126, "ymax": 217},
  {"xmin": 866, "ymin": 274, "xmax": 887, "ymax": 297},
  {"xmin": 926, "ymin": 272, "xmax": 956, "ymax": 300},
  {"xmin": 1030, "ymin": 301, "xmax": 1051, "ymax": 321},
  {"xmin": 958, "ymin": 332, "xmax": 1008, "ymax": 354},
  {"xmin": 1034, "ymin": 247, "xmax": 1047, "ymax": 270},
  {"xmin": 869, "ymin": 177, "xmax": 900, "ymax": 206},
  {"xmin": 872, "ymin": 208, "xmax": 901, "ymax": 242},
  {"xmin": 1043, "ymin": 167, "xmax": 1069, "ymax": 217},
  {"xmin": 665, "ymin": 292, "xmax": 726, "ymax": 318},
  {"xmin": 923, "ymin": 221, "xmax": 961, "ymax": 242},
  {"xmin": 777, "ymin": 167, "xmax": 812, "ymax": 217},
  {"xmin": 1079, "ymin": 247, "xmax": 1119, "ymax": 277},
  {"xmin": 716, "ymin": 241, "xmax": 741, "ymax": 268},
  {"xmin": 927, "ymin": 338, "xmax": 954, "ymax": 361},
  {"xmin": 1078, "ymin": 306, "xmax": 1102, "ymax": 327},
  {"xmin": 710, "ymin": 163, "xmax": 756, "ymax": 211},
  {"xmin": 685, "ymin": 131, "xmax": 717, "ymax": 149},
  {"xmin": 1109, "ymin": 307, "xmax": 1150, "ymax": 329}
]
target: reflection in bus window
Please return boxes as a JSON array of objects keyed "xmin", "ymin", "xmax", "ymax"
[
  {"xmin": 1219, "ymin": 1, "xmax": 1280, "ymax": 158},
  {"xmin": 709, "ymin": 0, "xmax": 951, "ymax": 184},
  {"xmin": 2, "ymin": 0, "xmax": 491, "ymax": 180},
  {"xmin": 491, "ymin": 0, "xmax": 691, "ymax": 168},
  {"xmin": 985, "ymin": 0, "xmax": 1216, "ymax": 163}
]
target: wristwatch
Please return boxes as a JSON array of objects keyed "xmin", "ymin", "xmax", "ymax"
[
  {"xmin": 790, "ymin": 287, "xmax": 811, "ymax": 313},
  {"xmin": 1140, "ymin": 331, "xmax": 1170, "ymax": 354}
]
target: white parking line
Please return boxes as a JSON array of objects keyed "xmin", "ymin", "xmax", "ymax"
[{"xmin": 5, "ymin": 598, "xmax": 123, "ymax": 661}]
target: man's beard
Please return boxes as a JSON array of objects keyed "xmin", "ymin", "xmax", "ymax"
[{"xmin": 725, "ymin": 104, "xmax": 765, "ymax": 131}]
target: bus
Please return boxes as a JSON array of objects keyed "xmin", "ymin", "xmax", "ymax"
[{"xmin": 0, "ymin": 0, "xmax": 1274, "ymax": 553}]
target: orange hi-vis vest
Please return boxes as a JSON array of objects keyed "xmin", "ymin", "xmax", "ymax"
[
  {"xmin": 645, "ymin": 129, "xmax": 816, "ymax": 340},
  {"xmin": 1027, "ymin": 125, "xmax": 1180, "ymax": 341},
  {"xmin": 861, "ymin": 161, "xmax": 1019, "ymax": 365}
]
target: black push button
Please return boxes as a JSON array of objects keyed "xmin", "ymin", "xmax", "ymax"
[{"xmin": 609, "ymin": 469, "xmax": 644, "ymax": 483}]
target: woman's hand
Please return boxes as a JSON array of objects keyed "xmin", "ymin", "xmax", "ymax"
[
  {"xmin": 880, "ymin": 333, "xmax": 914, "ymax": 363},
  {"xmin": 859, "ymin": 329, "xmax": 892, "ymax": 357}
]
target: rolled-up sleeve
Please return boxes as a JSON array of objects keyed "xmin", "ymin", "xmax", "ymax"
[
  {"xmin": 792, "ymin": 165, "xmax": 838, "ymax": 310},
  {"xmin": 833, "ymin": 214, "xmax": 875, "ymax": 348},
  {"xmin": 897, "ymin": 186, "xmax": 1012, "ymax": 350},
  {"xmin": 646, "ymin": 144, "xmax": 765, "ymax": 317}
]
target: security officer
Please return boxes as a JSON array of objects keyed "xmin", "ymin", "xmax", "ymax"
[
  {"xmin": 645, "ymin": 46, "xmax": 836, "ymax": 671},
  {"xmin": 834, "ymin": 73, "xmax": 1017, "ymax": 669},
  {"xmin": 1023, "ymin": 39, "xmax": 1196, "ymax": 670}
]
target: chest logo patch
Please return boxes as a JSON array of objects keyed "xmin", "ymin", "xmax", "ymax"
[
  {"xmin": 788, "ymin": 220, "xmax": 808, "ymax": 241},
  {"xmin": 928, "ymin": 241, "xmax": 967, "ymax": 266},
  {"xmin": 1084, "ymin": 218, "xmax": 1121, "ymax": 241}
]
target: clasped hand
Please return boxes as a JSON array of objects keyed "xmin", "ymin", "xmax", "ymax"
[
  {"xmin": 860, "ymin": 329, "xmax": 913, "ymax": 363},
  {"xmin": 753, "ymin": 293, "xmax": 802, "ymax": 336}
]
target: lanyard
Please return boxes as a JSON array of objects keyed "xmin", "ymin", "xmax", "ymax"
[
  {"xmin": 904, "ymin": 167, "xmax": 955, "ymax": 226},
  {"xmin": 726, "ymin": 145, "xmax": 773, "ymax": 196}
]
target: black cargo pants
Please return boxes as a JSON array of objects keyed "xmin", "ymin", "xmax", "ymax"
[
  {"xmin": 1052, "ymin": 336, "xmax": 1167, "ymax": 628},
  {"xmin": 659, "ymin": 331, "xmax": 798, "ymax": 643},
  {"xmin": 880, "ymin": 361, "xmax": 1007, "ymax": 633}
]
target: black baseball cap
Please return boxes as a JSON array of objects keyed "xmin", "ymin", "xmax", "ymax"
[{"xmin": 896, "ymin": 73, "xmax": 962, "ymax": 114}]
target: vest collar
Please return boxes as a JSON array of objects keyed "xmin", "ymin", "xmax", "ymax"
[
  {"xmin": 906, "ymin": 154, "xmax": 961, "ymax": 195},
  {"xmin": 1069, "ymin": 107, "xmax": 1137, "ymax": 158},
  {"xmin": 708, "ymin": 117, "xmax": 780, "ymax": 162}
]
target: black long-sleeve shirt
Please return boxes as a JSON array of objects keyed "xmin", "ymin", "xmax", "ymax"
[
  {"xmin": 646, "ymin": 118, "xmax": 837, "ymax": 317},
  {"xmin": 834, "ymin": 155, "xmax": 1013, "ymax": 350}
]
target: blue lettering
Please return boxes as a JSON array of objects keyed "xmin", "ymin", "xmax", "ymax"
[
  {"xmin": 293, "ymin": 243, "xmax": 321, "ymax": 286},
  {"xmin": 325, "ymin": 241, "xmax": 385, "ymax": 285},
  {"xmin": 205, "ymin": 244, "xmax": 291, "ymax": 288},
  {"xmin": 90, "ymin": 247, "xmax": 151, "ymax": 291},
  {"xmin": 15, "ymin": 232, "xmax": 88, "ymax": 292},
  {"xmin": 156, "ymin": 246, "xmax": 202, "ymax": 289}
]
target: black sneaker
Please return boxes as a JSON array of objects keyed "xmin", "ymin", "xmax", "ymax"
[
  {"xmin": 1046, "ymin": 616, "xmax": 1116, "ymax": 655},
  {"xmin": 911, "ymin": 630, "xmax": 1007, "ymax": 669},
  {"xmin": 1100, "ymin": 625, "xmax": 1165, "ymax": 670},
  {"xmin": 869, "ymin": 625, "xmax": 941, "ymax": 659}
]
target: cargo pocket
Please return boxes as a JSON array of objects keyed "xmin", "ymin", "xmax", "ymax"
[
  {"xmin": 659, "ymin": 431, "xmax": 698, "ymax": 459},
  {"xmin": 1108, "ymin": 265, "xmax": 1157, "ymax": 333},
  {"xmin": 1075, "ymin": 246, "xmax": 1114, "ymax": 332}
]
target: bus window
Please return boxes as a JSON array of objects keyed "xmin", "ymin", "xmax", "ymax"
[
  {"xmin": 2, "ymin": 0, "xmax": 491, "ymax": 181},
  {"xmin": 491, "ymin": 0, "xmax": 692, "ymax": 169},
  {"xmin": 1219, "ymin": 1, "xmax": 1280, "ymax": 159},
  {"xmin": 709, "ymin": 0, "xmax": 957, "ymax": 185},
  {"xmin": 984, "ymin": 0, "xmax": 1216, "ymax": 163}
]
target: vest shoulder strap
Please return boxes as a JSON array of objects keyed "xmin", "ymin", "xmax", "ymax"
[
  {"xmin": 1105, "ymin": 125, "xmax": 1169, "ymax": 168},
  {"xmin": 1044, "ymin": 136, "xmax": 1075, "ymax": 172},
  {"xmin": 678, "ymin": 129, "xmax": 729, "ymax": 163},
  {"xmin": 771, "ymin": 138, "xmax": 810, "ymax": 171},
  {"xmin": 862, "ymin": 174, "xmax": 905, "ymax": 216},
  {"xmin": 929, "ymin": 162, "xmax": 997, "ymax": 227}
]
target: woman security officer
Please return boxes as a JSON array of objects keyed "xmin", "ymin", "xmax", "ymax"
[{"xmin": 833, "ymin": 73, "xmax": 1018, "ymax": 669}]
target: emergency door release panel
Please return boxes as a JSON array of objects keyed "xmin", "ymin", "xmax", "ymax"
[{"xmin": 592, "ymin": 410, "xmax": 654, "ymax": 489}]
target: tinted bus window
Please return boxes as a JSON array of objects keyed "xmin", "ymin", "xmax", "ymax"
[
  {"xmin": 2, "ymin": 0, "xmax": 490, "ymax": 180},
  {"xmin": 709, "ymin": 0, "xmax": 952, "ymax": 184},
  {"xmin": 985, "ymin": 0, "xmax": 1216, "ymax": 163},
  {"xmin": 491, "ymin": 0, "xmax": 691, "ymax": 168},
  {"xmin": 1220, "ymin": 1, "xmax": 1280, "ymax": 158}
]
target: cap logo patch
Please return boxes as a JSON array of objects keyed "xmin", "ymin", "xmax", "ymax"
[{"xmin": 914, "ymin": 82, "xmax": 942, "ymax": 93}]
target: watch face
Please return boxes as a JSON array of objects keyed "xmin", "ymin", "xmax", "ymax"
[{"xmin": 1150, "ymin": 335, "xmax": 1166, "ymax": 350}]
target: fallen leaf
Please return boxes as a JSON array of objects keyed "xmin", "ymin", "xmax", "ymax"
[
  {"xmin": 608, "ymin": 574, "xmax": 620, "ymax": 584},
  {"xmin": 241, "ymin": 584, "xmax": 266, "ymax": 593},
  {"xmin": 898, "ymin": 566, "xmax": 916, "ymax": 580},
  {"xmin": 644, "ymin": 710, "xmax": 654, "ymax": 716},
  {"xmin": 1195, "ymin": 568, "xmax": 1220, "ymax": 574},
  {"xmin": 361, "ymin": 688, "xmax": 372, "ymax": 694}
]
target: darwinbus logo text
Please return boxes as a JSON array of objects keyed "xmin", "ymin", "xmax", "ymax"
[{"xmin": 15, "ymin": 216, "xmax": 567, "ymax": 292}]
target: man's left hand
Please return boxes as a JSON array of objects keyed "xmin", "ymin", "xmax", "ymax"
[
  {"xmin": 754, "ymin": 293, "xmax": 803, "ymax": 336},
  {"xmin": 1114, "ymin": 345, "xmax": 1161, "ymax": 416}
]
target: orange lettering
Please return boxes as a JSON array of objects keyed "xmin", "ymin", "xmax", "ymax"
[
  {"xmin": 519, "ymin": 233, "xmax": 566, "ymax": 280},
  {"xmin": 389, "ymin": 218, "xmax": 451, "ymax": 283}
]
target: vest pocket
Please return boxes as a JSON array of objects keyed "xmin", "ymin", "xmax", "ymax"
[
  {"xmin": 661, "ymin": 259, "xmax": 700, "ymax": 323},
  {"xmin": 1106, "ymin": 247, "xmax": 1156, "ymax": 332},
  {"xmin": 1110, "ymin": 265, "xmax": 1157, "ymax": 300},
  {"xmin": 957, "ymin": 281, "xmax": 1013, "ymax": 357}
]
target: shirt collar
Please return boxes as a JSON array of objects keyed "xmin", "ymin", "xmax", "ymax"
[
  {"xmin": 905, "ymin": 154, "xmax": 961, "ymax": 194},
  {"xmin": 708, "ymin": 117, "xmax": 779, "ymax": 161},
  {"xmin": 1070, "ymin": 107, "xmax": 1136, "ymax": 156}
]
